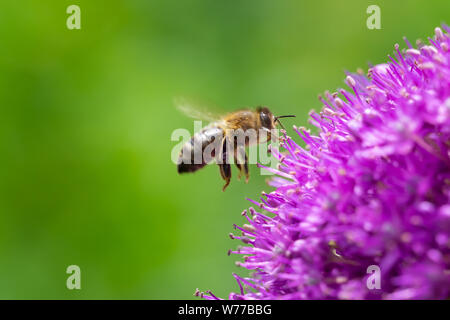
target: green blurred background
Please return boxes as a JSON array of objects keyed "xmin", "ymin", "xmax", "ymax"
[{"xmin": 0, "ymin": 0, "xmax": 448, "ymax": 299}]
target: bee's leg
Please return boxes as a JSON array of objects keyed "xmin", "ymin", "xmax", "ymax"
[
  {"xmin": 235, "ymin": 145, "xmax": 249, "ymax": 183},
  {"xmin": 234, "ymin": 143, "xmax": 242, "ymax": 180},
  {"xmin": 219, "ymin": 162, "xmax": 231, "ymax": 191},
  {"xmin": 235, "ymin": 163, "xmax": 242, "ymax": 180},
  {"xmin": 261, "ymin": 127, "xmax": 276, "ymax": 143},
  {"xmin": 218, "ymin": 137, "xmax": 231, "ymax": 191},
  {"xmin": 241, "ymin": 149, "xmax": 249, "ymax": 183}
]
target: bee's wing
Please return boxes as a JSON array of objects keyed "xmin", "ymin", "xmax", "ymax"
[{"xmin": 174, "ymin": 97, "xmax": 222, "ymax": 123}]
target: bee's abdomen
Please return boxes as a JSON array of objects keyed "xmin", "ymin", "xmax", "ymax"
[{"xmin": 177, "ymin": 126, "xmax": 224, "ymax": 174}]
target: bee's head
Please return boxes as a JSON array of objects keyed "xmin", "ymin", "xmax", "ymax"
[
  {"xmin": 257, "ymin": 106, "xmax": 276, "ymax": 130},
  {"xmin": 257, "ymin": 106, "xmax": 295, "ymax": 130}
]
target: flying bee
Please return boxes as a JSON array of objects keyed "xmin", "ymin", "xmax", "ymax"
[{"xmin": 176, "ymin": 101, "xmax": 295, "ymax": 191}]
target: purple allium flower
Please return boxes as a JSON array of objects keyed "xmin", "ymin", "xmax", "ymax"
[{"xmin": 198, "ymin": 26, "xmax": 450, "ymax": 300}]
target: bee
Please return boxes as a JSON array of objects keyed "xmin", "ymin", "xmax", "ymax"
[{"xmin": 176, "ymin": 101, "xmax": 295, "ymax": 191}]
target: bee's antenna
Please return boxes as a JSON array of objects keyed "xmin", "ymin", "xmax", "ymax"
[
  {"xmin": 274, "ymin": 115, "xmax": 296, "ymax": 120},
  {"xmin": 274, "ymin": 115, "xmax": 295, "ymax": 130},
  {"xmin": 276, "ymin": 119, "xmax": 286, "ymax": 130}
]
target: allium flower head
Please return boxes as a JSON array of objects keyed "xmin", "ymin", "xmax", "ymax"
[{"xmin": 198, "ymin": 26, "xmax": 450, "ymax": 300}]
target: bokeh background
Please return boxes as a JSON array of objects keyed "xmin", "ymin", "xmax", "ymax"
[{"xmin": 0, "ymin": 0, "xmax": 448, "ymax": 299}]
